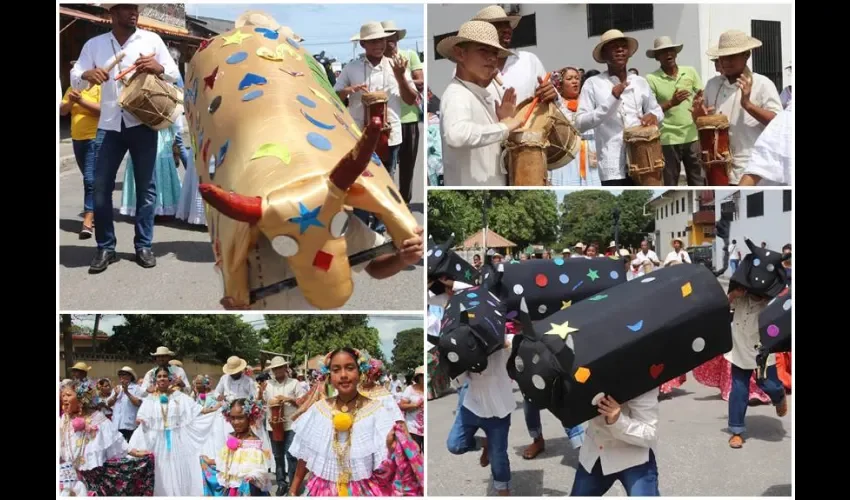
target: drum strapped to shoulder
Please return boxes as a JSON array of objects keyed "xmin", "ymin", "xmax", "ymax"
[
  {"xmin": 695, "ymin": 114, "xmax": 732, "ymax": 186},
  {"xmin": 119, "ymin": 72, "xmax": 184, "ymax": 131},
  {"xmin": 623, "ymin": 125, "xmax": 665, "ymax": 186},
  {"xmin": 503, "ymin": 97, "xmax": 581, "ymax": 186}
]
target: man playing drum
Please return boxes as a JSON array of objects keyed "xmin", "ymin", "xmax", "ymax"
[
  {"xmin": 575, "ymin": 30, "xmax": 664, "ymax": 186},
  {"xmin": 71, "ymin": 4, "xmax": 180, "ymax": 273},
  {"xmin": 693, "ymin": 30, "xmax": 782, "ymax": 186},
  {"xmin": 645, "ymin": 36, "xmax": 704, "ymax": 186}
]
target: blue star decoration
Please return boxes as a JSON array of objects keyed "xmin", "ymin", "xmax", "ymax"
[{"xmin": 289, "ymin": 202, "xmax": 324, "ymax": 234}]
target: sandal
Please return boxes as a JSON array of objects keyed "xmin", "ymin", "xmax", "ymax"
[
  {"xmin": 522, "ymin": 438, "xmax": 545, "ymax": 459},
  {"xmin": 728, "ymin": 434, "xmax": 744, "ymax": 449}
]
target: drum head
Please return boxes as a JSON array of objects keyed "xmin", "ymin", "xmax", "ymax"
[{"xmin": 513, "ymin": 98, "xmax": 580, "ymax": 170}]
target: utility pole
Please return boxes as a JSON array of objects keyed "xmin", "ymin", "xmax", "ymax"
[{"xmin": 613, "ymin": 205, "xmax": 621, "ymax": 251}]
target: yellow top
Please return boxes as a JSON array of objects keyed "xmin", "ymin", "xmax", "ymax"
[{"xmin": 61, "ymin": 86, "xmax": 101, "ymax": 141}]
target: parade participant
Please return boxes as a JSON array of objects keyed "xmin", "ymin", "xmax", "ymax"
[
  {"xmin": 693, "ymin": 30, "xmax": 783, "ymax": 185},
  {"xmin": 360, "ymin": 355, "xmax": 405, "ymax": 422},
  {"xmin": 738, "ymin": 98, "xmax": 794, "ymax": 186},
  {"xmin": 59, "ymin": 73, "xmax": 100, "ymax": 238},
  {"xmin": 69, "ymin": 361, "xmax": 92, "ymax": 384},
  {"xmin": 632, "ymin": 240, "xmax": 662, "ymax": 277},
  {"xmin": 438, "ymin": 21, "xmax": 522, "ymax": 185},
  {"xmin": 200, "ymin": 397, "xmax": 275, "ymax": 496},
  {"xmin": 400, "ymin": 366, "xmax": 426, "ymax": 452},
  {"xmin": 382, "ymin": 20, "xmax": 424, "ymax": 204},
  {"xmin": 142, "ymin": 346, "xmax": 190, "ymax": 392},
  {"xmin": 119, "ymin": 122, "xmax": 182, "ymax": 218},
  {"xmin": 259, "ymin": 356, "xmax": 307, "ymax": 495},
  {"xmin": 645, "ymin": 36, "xmax": 704, "ymax": 186},
  {"xmin": 663, "ymin": 237, "xmax": 691, "ymax": 266},
  {"xmin": 288, "ymin": 348, "xmax": 423, "ymax": 496},
  {"xmin": 70, "ymin": 3, "xmax": 181, "ymax": 273},
  {"xmin": 106, "ymin": 366, "xmax": 145, "ymax": 441},
  {"xmin": 576, "ymin": 30, "xmax": 664, "ymax": 186},
  {"xmin": 551, "ymin": 67, "xmax": 602, "ymax": 186}
]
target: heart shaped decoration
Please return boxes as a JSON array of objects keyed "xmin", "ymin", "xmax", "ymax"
[{"xmin": 649, "ymin": 363, "xmax": 664, "ymax": 379}]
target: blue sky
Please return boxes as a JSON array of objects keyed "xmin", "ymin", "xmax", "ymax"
[
  {"xmin": 187, "ymin": 3, "xmax": 424, "ymax": 63},
  {"xmin": 71, "ymin": 314, "xmax": 422, "ymax": 363}
]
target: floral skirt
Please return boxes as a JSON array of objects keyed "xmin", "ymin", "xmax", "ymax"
[
  {"xmin": 692, "ymin": 355, "xmax": 770, "ymax": 403},
  {"xmin": 303, "ymin": 476, "xmax": 387, "ymax": 497},
  {"xmin": 78, "ymin": 455, "xmax": 156, "ymax": 496},
  {"xmin": 659, "ymin": 374, "xmax": 687, "ymax": 394},
  {"xmin": 199, "ymin": 458, "xmax": 269, "ymax": 497}
]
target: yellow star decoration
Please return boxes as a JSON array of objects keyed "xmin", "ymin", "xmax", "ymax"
[
  {"xmin": 561, "ymin": 300, "xmax": 572, "ymax": 310},
  {"xmin": 467, "ymin": 313, "xmax": 476, "ymax": 319},
  {"xmin": 681, "ymin": 282, "xmax": 693, "ymax": 298},
  {"xmin": 222, "ymin": 31, "xmax": 252, "ymax": 47},
  {"xmin": 545, "ymin": 321, "xmax": 579, "ymax": 339}
]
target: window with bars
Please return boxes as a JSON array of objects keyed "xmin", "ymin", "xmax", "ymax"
[
  {"xmin": 587, "ymin": 4, "xmax": 653, "ymax": 37},
  {"xmin": 433, "ymin": 13, "xmax": 538, "ymax": 61},
  {"xmin": 751, "ymin": 20, "xmax": 783, "ymax": 92},
  {"xmin": 746, "ymin": 191, "xmax": 765, "ymax": 218},
  {"xmin": 782, "ymin": 190, "xmax": 791, "ymax": 212}
]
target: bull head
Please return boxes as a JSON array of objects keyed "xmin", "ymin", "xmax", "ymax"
[{"xmin": 185, "ymin": 12, "xmax": 418, "ymax": 309}]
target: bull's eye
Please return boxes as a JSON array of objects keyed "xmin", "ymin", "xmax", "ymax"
[
  {"xmin": 271, "ymin": 235, "xmax": 299, "ymax": 257},
  {"xmin": 330, "ymin": 211, "xmax": 349, "ymax": 238}
]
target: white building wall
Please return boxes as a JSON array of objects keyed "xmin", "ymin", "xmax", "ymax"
[
  {"xmin": 427, "ymin": 3, "xmax": 793, "ymax": 97},
  {"xmin": 713, "ymin": 189, "xmax": 792, "ymax": 276},
  {"xmin": 651, "ymin": 191, "xmax": 696, "ymax": 257}
]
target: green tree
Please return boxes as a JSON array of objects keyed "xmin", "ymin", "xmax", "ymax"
[
  {"xmin": 106, "ymin": 315, "xmax": 261, "ymax": 364},
  {"xmin": 616, "ymin": 190, "xmax": 655, "ymax": 249},
  {"xmin": 559, "ymin": 190, "xmax": 617, "ymax": 248},
  {"xmin": 487, "ymin": 191, "xmax": 560, "ymax": 249},
  {"xmin": 390, "ymin": 328, "xmax": 424, "ymax": 374},
  {"xmin": 261, "ymin": 315, "xmax": 384, "ymax": 367},
  {"xmin": 426, "ymin": 190, "xmax": 480, "ymax": 242}
]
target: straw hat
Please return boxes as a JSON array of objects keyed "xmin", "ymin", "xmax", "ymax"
[
  {"xmin": 100, "ymin": 3, "xmax": 145, "ymax": 10},
  {"xmin": 437, "ymin": 21, "xmax": 513, "ymax": 62},
  {"xmin": 671, "ymin": 237, "xmax": 685, "ymax": 246},
  {"xmin": 414, "ymin": 366, "xmax": 425, "ymax": 376},
  {"xmin": 562, "ymin": 248, "xmax": 572, "ymax": 254},
  {"xmin": 117, "ymin": 366, "xmax": 137, "ymax": 380},
  {"xmin": 169, "ymin": 360, "xmax": 183, "ymax": 367},
  {"xmin": 380, "ymin": 20, "xmax": 407, "ymax": 40},
  {"xmin": 708, "ymin": 47, "xmax": 719, "ymax": 62},
  {"xmin": 593, "ymin": 29, "xmax": 639, "ymax": 64},
  {"xmin": 267, "ymin": 356, "xmax": 289, "ymax": 370},
  {"xmin": 71, "ymin": 362, "xmax": 92, "ymax": 372},
  {"xmin": 607, "ymin": 241, "xmax": 617, "ymax": 249},
  {"xmin": 472, "ymin": 5, "xmax": 521, "ymax": 29},
  {"xmin": 350, "ymin": 21, "xmax": 394, "ymax": 42},
  {"xmin": 150, "ymin": 346, "xmax": 176, "ymax": 357},
  {"xmin": 574, "ymin": 242, "xmax": 586, "ymax": 249},
  {"xmin": 618, "ymin": 248, "xmax": 631, "ymax": 257},
  {"xmin": 646, "ymin": 36, "xmax": 683, "ymax": 58},
  {"xmin": 222, "ymin": 356, "xmax": 248, "ymax": 375},
  {"xmin": 706, "ymin": 30, "xmax": 762, "ymax": 58}
]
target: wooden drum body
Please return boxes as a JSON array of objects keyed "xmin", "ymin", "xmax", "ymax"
[
  {"xmin": 362, "ymin": 91, "xmax": 391, "ymax": 161},
  {"xmin": 624, "ymin": 126, "xmax": 665, "ymax": 186},
  {"xmin": 696, "ymin": 114, "xmax": 732, "ymax": 186},
  {"xmin": 119, "ymin": 73, "xmax": 184, "ymax": 130},
  {"xmin": 270, "ymin": 404, "xmax": 285, "ymax": 441},
  {"xmin": 505, "ymin": 98, "xmax": 581, "ymax": 186}
]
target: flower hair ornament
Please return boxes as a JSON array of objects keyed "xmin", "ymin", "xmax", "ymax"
[
  {"xmin": 71, "ymin": 380, "xmax": 97, "ymax": 411},
  {"xmin": 318, "ymin": 348, "xmax": 371, "ymax": 376},
  {"xmin": 221, "ymin": 395, "xmax": 264, "ymax": 424},
  {"xmin": 365, "ymin": 357, "xmax": 384, "ymax": 380}
]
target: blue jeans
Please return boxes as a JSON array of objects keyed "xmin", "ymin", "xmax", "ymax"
[
  {"xmin": 447, "ymin": 404, "xmax": 512, "ymax": 492},
  {"xmin": 353, "ymin": 144, "xmax": 402, "ymax": 232},
  {"xmin": 269, "ymin": 430, "xmax": 297, "ymax": 488},
  {"xmin": 728, "ymin": 363, "xmax": 785, "ymax": 435},
  {"xmin": 730, "ymin": 259, "xmax": 739, "ymax": 272},
  {"xmin": 72, "ymin": 138, "xmax": 98, "ymax": 213},
  {"xmin": 523, "ymin": 400, "xmax": 584, "ymax": 449},
  {"xmin": 173, "ymin": 132, "xmax": 190, "ymax": 169},
  {"xmin": 571, "ymin": 450, "xmax": 660, "ymax": 496},
  {"xmin": 93, "ymin": 124, "xmax": 158, "ymax": 251}
]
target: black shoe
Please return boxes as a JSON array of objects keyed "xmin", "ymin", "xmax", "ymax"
[
  {"xmin": 89, "ymin": 249, "xmax": 119, "ymax": 274},
  {"xmin": 135, "ymin": 248, "xmax": 156, "ymax": 268}
]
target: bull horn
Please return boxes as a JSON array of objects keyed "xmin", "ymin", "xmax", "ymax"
[
  {"xmin": 198, "ymin": 183, "xmax": 263, "ymax": 224},
  {"xmin": 329, "ymin": 115, "xmax": 383, "ymax": 191}
]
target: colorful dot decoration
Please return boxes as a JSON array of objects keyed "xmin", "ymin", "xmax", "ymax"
[
  {"xmin": 226, "ymin": 51, "xmax": 248, "ymax": 64},
  {"xmin": 297, "ymin": 95, "xmax": 317, "ymax": 108},
  {"xmin": 306, "ymin": 132, "xmax": 331, "ymax": 151},
  {"xmin": 301, "ymin": 110, "xmax": 335, "ymax": 130},
  {"xmin": 243, "ymin": 90, "xmax": 263, "ymax": 102}
]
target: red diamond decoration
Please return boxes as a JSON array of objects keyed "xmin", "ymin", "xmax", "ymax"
[
  {"xmin": 312, "ymin": 250, "xmax": 333, "ymax": 271},
  {"xmin": 198, "ymin": 38, "xmax": 213, "ymax": 52},
  {"xmin": 204, "ymin": 66, "xmax": 219, "ymax": 90},
  {"xmin": 361, "ymin": 170, "xmax": 374, "ymax": 177}
]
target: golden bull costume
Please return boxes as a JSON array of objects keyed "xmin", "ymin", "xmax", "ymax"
[{"xmin": 185, "ymin": 12, "xmax": 418, "ymax": 309}]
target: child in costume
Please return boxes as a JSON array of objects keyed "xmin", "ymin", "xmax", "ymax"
[
  {"xmin": 288, "ymin": 348, "xmax": 424, "ymax": 496},
  {"xmin": 200, "ymin": 397, "xmax": 274, "ymax": 496}
]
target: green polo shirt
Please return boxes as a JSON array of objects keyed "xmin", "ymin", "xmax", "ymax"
[
  {"xmin": 646, "ymin": 65, "xmax": 702, "ymax": 145},
  {"xmin": 398, "ymin": 48, "xmax": 423, "ymax": 124}
]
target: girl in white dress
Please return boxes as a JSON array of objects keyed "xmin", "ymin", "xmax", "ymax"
[{"xmin": 128, "ymin": 366, "xmax": 217, "ymax": 496}]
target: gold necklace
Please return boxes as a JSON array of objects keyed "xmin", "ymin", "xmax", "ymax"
[{"xmin": 337, "ymin": 394, "xmax": 358, "ymax": 413}]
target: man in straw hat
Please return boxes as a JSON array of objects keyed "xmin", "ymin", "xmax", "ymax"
[
  {"xmin": 663, "ymin": 236, "xmax": 692, "ymax": 266},
  {"xmin": 645, "ymin": 36, "xmax": 705, "ymax": 186},
  {"xmin": 471, "ymin": 5, "xmax": 558, "ymax": 106},
  {"xmin": 437, "ymin": 20, "xmax": 525, "ymax": 186},
  {"xmin": 214, "ymin": 355, "xmax": 256, "ymax": 400},
  {"xmin": 575, "ymin": 29, "xmax": 664, "ymax": 186},
  {"xmin": 258, "ymin": 356, "xmax": 307, "ymax": 495},
  {"xmin": 381, "ymin": 20, "xmax": 424, "ymax": 205},
  {"xmin": 69, "ymin": 361, "xmax": 93, "ymax": 383},
  {"xmin": 71, "ymin": 4, "xmax": 181, "ymax": 273},
  {"xmin": 105, "ymin": 366, "xmax": 145, "ymax": 441},
  {"xmin": 693, "ymin": 30, "xmax": 782, "ymax": 185},
  {"xmin": 335, "ymin": 22, "xmax": 419, "ymax": 179},
  {"xmin": 142, "ymin": 346, "xmax": 190, "ymax": 392}
]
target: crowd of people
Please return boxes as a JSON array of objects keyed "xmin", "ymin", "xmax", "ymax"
[
  {"xmin": 60, "ymin": 346, "xmax": 425, "ymax": 496},
  {"xmin": 427, "ymin": 5, "xmax": 793, "ymax": 188}
]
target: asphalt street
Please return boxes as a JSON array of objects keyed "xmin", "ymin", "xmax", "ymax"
[
  {"xmin": 426, "ymin": 377, "xmax": 792, "ymax": 497},
  {"xmin": 58, "ymin": 126, "xmax": 425, "ymax": 311}
]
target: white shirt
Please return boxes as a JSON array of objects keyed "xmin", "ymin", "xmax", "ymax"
[
  {"xmin": 110, "ymin": 382, "xmax": 146, "ymax": 432},
  {"xmin": 744, "ymin": 99, "xmax": 793, "ymax": 186},
  {"xmin": 576, "ymin": 73, "xmax": 664, "ymax": 181},
  {"xmin": 725, "ymin": 295, "xmax": 775, "ymax": 370},
  {"xmin": 487, "ymin": 51, "xmax": 547, "ymax": 104},
  {"xmin": 579, "ymin": 390, "xmax": 658, "ymax": 476},
  {"xmin": 702, "ymin": 73, "xmax": 783, "ymax": 183},
  {"xmin": 632, "ymin": 250, "xmax": 661, "ymax": 274},
  {"xmin": 400, "ymin": 385, "xmax": 425, "ymax": 435},
  {"xmin": 334, "ymin": 57, "xmax": 413, "ymax": 147},
  {"xmin": 262, "ymin": 376, "xmax": 308, "ymax": 431},
  {"xmin": 441, "ymin": 78, "xmax": 509, "ymax": 186},
  {"xmin": 663, "ymin": 250, "xmax": 692, "ymax": 266},
  {"xmin": 729, "ymin": 244, "xmax": 740, "ymax": 260},
  {"xmin": 457, "ymin": 344, "xmax": 515, "ymax": 420},
  {"xmin": 70, "ymin": 29, "xmax": 181, "ymax": 132},
  {"xmin": 247, "ymin": 215, "xmax": 385, "ymax": 310},
  {"xmin": 214, "ymin": 374, "xmax": 257, "ymax": 400},
  {"xmin": 142, "ymin": 365, "xmax": 190, "ymax": 392}
]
